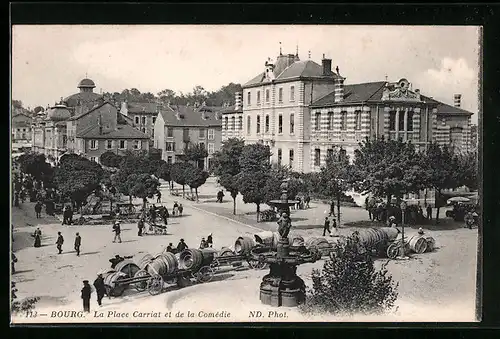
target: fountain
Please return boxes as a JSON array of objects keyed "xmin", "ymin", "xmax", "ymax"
[
  {"xmin": 251, "ymin": 179, "xmax": 320, "ymax": 307},
  {"xmin": 267, "ymin": 179, "xmax": 299, "ymax": 217}
]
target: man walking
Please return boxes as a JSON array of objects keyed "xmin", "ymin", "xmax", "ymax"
[
  {"xmin": 156, "ymin": 192, "xmax": 162, "ymax": 203},
  {"xmin": 56, "ymin": 231, "xmax": 64, "ymax": 254},
  {"xmin": 81, "ymin": 280, "xmax": 92, "ymax": 313},
  {"xmin": 178, "ymin": 203, "xmax": 184, "ymax": 216},
  {"xmin": 74, "ymin": 232, "xmax": 81, "ymax": 256},
  {"xmin": 137, "ymin": 217, "xmax": 145, "ymax": 236},
  {"xmin": 304, "ymin": 195, "xmax": 311, "ymax": 209},
  {"xmin": 330, "ymin": 200, "xmax": 336, "ymax": 217},
  {"xmin": 323, "ymin": 216, "xmax": 331, "ymax": 237},
  {"xmin": 425, "ymin": 203, "xmax": 432, "ymax": 221},
  {"xmin": 93, "ymin": 273, "xmax": 106, "ymax": 307},
  {"xmin": 34, "ymin": 201, "xmax": 42, "ymax": 219},
  {"xmin": 112, "ymin": 221, "xmax": 122, "ymax": 243}
]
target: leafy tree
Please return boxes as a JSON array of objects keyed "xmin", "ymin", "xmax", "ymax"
[
  {"xmin": 300, "ymin": 172, "xmax": 322, "ymax": 196},
  {"xmin": 54, "ymin": 155, "xmax": 104, "ymax": 212},
  {"xmin": 157, "ymin": 89, "xmax": 176, "ymax": 103},
  {"xmin": 183, "ymin": 142, "xmax": 208, "ymax": 169},
  {"xmin": 352, "ymin": 137, "xmax": 425, "ymax": 204},
  {"xmin": 302, "ymin": 232, "xmax": 398, "ymax": 316},
  {"xmin": 238, "ymin": 144, "xmax": 272, "ymax": 221},
  {"xmin": 17, "ymin": 152, "xmax": 53, "ymax": 186},
  {"xmin": 170, "ymin": 162, "xmax": 192, "ymax": 198},
  {"xmin": 34, "ymin": 106, "xmax": 44, "ymax": 114},
  {"xmin": 186, "ymin": 166, "xmax": 209, "ymax": 201},
  {"xmin": 12, "ymin": 100, "xmax": 23, "ymax": 109},
  {"xmin": 127, "ymin": 173, "xmax": 160, "ymax": 209},
  {"xmin": 11, "ymin": 297, "xmax": 40, "ymax": 315},
  {"xmin": 100, "ymin": 151, "xmax": 123, "ymax": 168},
  {"xmin": 156, "ymin": 162, "xmax": 173, "ymax": 191},
  {"xmin": 455, "ymin": 151, "xmax": 478, "ymax": 191},
  {"xmin": 211, "ymin": 138, "xmax": 245, "ymax": 214}
]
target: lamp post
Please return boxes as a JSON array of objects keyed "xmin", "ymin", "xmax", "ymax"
[{"xmin": 399, "ymin": 200, "xmax": 408, "ymax": 259}]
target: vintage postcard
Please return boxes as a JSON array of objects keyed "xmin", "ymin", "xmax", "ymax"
[{"xmin": 10, "ymin": 25, "xmax": 481, "ymax": 324}]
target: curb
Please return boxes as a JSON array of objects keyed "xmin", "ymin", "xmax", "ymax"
[{"xmin": 188, "ymin": 204, "xmax": 265, "ymax": 233}]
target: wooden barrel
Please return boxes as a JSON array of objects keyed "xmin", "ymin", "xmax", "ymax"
[
  {"xmin": 136, "ymin": 253, "xmax": 154, "ymax": 270},
  {"xmin": 114, "ymin": 260, "xmax": 140, "ymax": 279},
  {"xmin": 356, "ymin": 228, "xmax": 389, "ymax": 248},
  {"xmin": 408, "ymin": 236, "xmax": 428, "ymax": 254},
  {"xmin": 103, "ymin": 271, "xmax": 126, "ymax": 287},
  {"xmin": 219, "ymin": 247, "xmax": 235, "ymax": 256},
  {"xmin": 425, "ymin": 237, "xmax": 435, "ymax": 252},
  {"xmin": 291, "ymin": 235, "xmax": 305, "ymax": 247},
  {"xmin": 147, "ymin": 253, "xmax": 178, "ymax": 276},
  {"xmin": 380, "ymin": 227, "xmax": 399, "ymax": 241},
  {"xmin": 234, "ymin": 236, "xmax": 255, "ymax": 255},
  {"xmin": 179, "ymin": 248, "xmax": 216, "ymax": 271},
  {"xmin": 305, "ymin": 237, "xmax": 332, "ymax": 255},
  {"xmin": 254, "ymin": 231, "xmax": 274, "ymax": 246}
]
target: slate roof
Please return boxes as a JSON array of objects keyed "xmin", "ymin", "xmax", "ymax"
[
  {"xmin": 310, "ymin": 81, "xmax": 474, "ymax": 116},
  {"xmin": 76, "ymin": 123, "xmax": 150, "ymax": 139},
  {"xmin": 244, "ymin": 60, "xmax": 340, "ymax": 87},
  {"xmin": 158, "ymin": 105, "xmax": 222, "ymax": 127},
  {"xmin": 126, "ymin": 102, "xmax": 159, "ymax": 114},
  {"xmin": 220, "ymin": 105, "xmax": 243, "ymax": 115},
  {"xmin": 68, "ymin": 101, "xmax": 115, "ymax": 121}
]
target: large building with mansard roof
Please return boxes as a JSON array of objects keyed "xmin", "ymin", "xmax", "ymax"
[{"xmin": 235, "ymin": 50, "xmax": 474, "ymax": 173}]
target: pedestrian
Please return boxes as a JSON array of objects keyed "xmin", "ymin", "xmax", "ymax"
[
  {"xmin": 425, "ymin": 203, "xmax": 432, "ymax": 221},
  {"xmin": 93, "ymin": 273, "xmax": 106, "ymax": 307},
  {"xmin": 149, "ymin": 205, "xmax": 157, "ymax": 223},
  {"xmin": 33, "ymin": 227, "xmax": 42, "ymax": 248},
  {"xmin": 199, "ymin": 237, "xmax": 207, "ymax": 249},
  {"xmin": 417, "ymin": 202, "xmax": 424, "ymax": 223},
  {"xmin": 217, "ymin": 190, "xmax": 224, "ymax": 203},
  {"xmin": 56, "ymin": 231, "xmax": 64, "ymax": 254},
  {"xmin": 464, "ymin": 211, "xmax": 474, "ymax": 230},
  {"xmin": 74, "ymin": 232, "xmax": 81, "ymax": 256},
  {"xmin": 178, "ymin": 203, "xmax": 184, "ymax": 216},
  {"xmin": 62, "ymin": 206, "xmax": 69, "ymax": 225},
  {"xmin": 81, "ymin": 280, "xmax": 92, "ymax": 313},
  {"xmin": 323, "ymin": 216, "xmax": 331, "ymax": 236},
  {"xmin": 109, "ymin": 254, "xmax": 125, "ymax": 269},
  {"xmin": 156, "ymin": 191, "xmax": 162, "ymax": 203},
  {"xmin": 68, "ymin": 205, "xmax": 74, "ymax": 225},
  {"xmin": 206, "ymin": 233, "xmax": 213, "ymax": 247},
  {"xmin": 11, "ymin": 251, "xmax": 17, "ymax": 273},
  {"xmin": 304, "ymin": 195, "xmax": 310, "ymax": 209},
  {"xmin": 137, "ymin": 217, "xmax": 145, "ymax": 236},
  {"xmin": 11, "ymin": 282, "xmax": 18, "ymax": 301},
  {"xmin": 34, "ymin": 202, "xmax": 42, "ymax": 219},
  {"xmin": 177, "ymin": 238, "xmax": 188, "ymax": 252},
  {"xmin": 172, "ymin": 201, "xmax": 179, "ymax": 216},
  {"xmin": 388, "ymin": 216, "xmax": 397, "ymax": 228},
  {"xmin": 296, "ymin": 196, "xmax": 301, "ymax": 210},
  {"xmin": 112, "ymin": 220, "xmax": 122, "ymax": 243},
  {"xmin": 166, "ymin": 243, "xmax": 176, "ymax": 254},
  {"xmin": 330, "ymin": 200, "xmax": 336, "ymax": 216}
]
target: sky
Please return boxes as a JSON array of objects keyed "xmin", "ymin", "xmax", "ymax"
[{"xmin": 12, "ymin": 25, "xmax": 480, "ymax": 123}]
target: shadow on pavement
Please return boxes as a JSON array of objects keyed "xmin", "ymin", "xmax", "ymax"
[
  {"xmin": 12, "ymin": 269, "xmax": 34, "ymax": 274},
  {"xmin": 79, "ymin": 251, "xmax": 100, "ymax": 256}
]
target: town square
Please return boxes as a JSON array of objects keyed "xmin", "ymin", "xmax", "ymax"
[{"xmin": 11, "ymin": 25, "xmax": 480, "ymax": 323}]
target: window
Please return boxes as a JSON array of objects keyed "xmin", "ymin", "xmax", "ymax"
[
  {"xmin": 290, "ymin": 114, "xmax": 295, "ymax": 134},
  {"xmin": 290, "ymin": 86, "xmax": 295, "ymax": 102},
  {"xmin": 106, "ymin": 140, "xmax": 113, "ymax": 149},
  {"xmin": 265, "ymin": 115, "xmax": 270, "ymax": 133},
  {"xmin": 90, "ymin": 157, "xmax": 97, "ymax": 163},
  {"xmin": 22, "ymin": 133, "xmax": 26, "ymax": 139},
  {"xmin": 141, "ymin": 117, "xmax": 146, "ymax": 125},
  {"xmin": 167, "ymin": 156, "xmax": 173, "ymax": 164},
  {"xmin": 265, "ymin": 89, "xmax": 270, "ymax": 103},
  {"xmin": 167, "ymin": 127, "xmax": 173, "ymax": 138},
  {"xmin": 314, "ymin": 149, "xmax": 321, "ymax": 166},
  {"xmin": 119, "ymin": 140, "xmax": 126, "ymax": 149},
  {"xmin": 257, "ymin": 115, "xmax": 261, "ymax": 134},
  {"xmin": 277, "ymin": 149, "xmax": 282, "ymax": 166},
  {"xmin": 152, "ymin": 117, "xmax": 156, "ymax": 125},
  {"xmin": 315, "ymin": 112, "xmax": 321, "ymax": 131},
  {"xmin": 152, "ymin": 128, "xmax": 154, "ymax": 138},
  {"xmin": 238, "ymin": 116, "xmax": 243, "ymax": 130},
  {"xmin": 208, "ymin": 128, "xmax": 215, "ymax": 140},
  {"xmin": 133, "ymin": 140, "xmax": 142, "ymax": 149},
  {"xmin": 398, "ymin": 111, "xmax": 405, "ymax": 132},
  {"xmin": 247, "ymin": 91, "xmax": 251, "ymax": 105},
  {"xmin": 355, "ymin": 110, "xmax": 362, "ymax": 130},
  {"xmin": 166, "ymin": 142, "xmax": 175, "ymax": 152},
  {"xmin": 141, "ymin": 127, "xmax": 146, "ymax": 133},
  {"xmin": 208, "ymin": 143, "xmax": 215, "ymax": 154},
  {"xmin": 199, "ymin": 128, "xmax": 206, "ymax": 138},
  {"xmin": 327, "ymin": 149, "xmax": 334, "ymax": 160},
  {"xmin": 90, "ymin": 140, "xmax": 98, "ymax": 149},
  {"xmin": 231, "ymin": 117, "xmax": 235, "ymax": 130},
  {"xmin": 224, "ymin": 117, "xmax": 229, "ymax": 130},
  {"xmin": 289, "ymin": 149, "xmax": 294, "ymax": 167},
  {"xmin": 257, "ymin": 91, "xmax": 261, "ymax": 104},
  {"xmin": 327, "ymin": 112, "xmax": 334, "ymax": 130},
  {"xmin": 278, "ymin": 114, "xmax": 283, "ymax": 134},
  {"xmin": 135, "ymin": 116, "xmax": 140, "ymax": 124},
  {"xmin": 22, "ymin": 128, "xmax": 26, "ymax": 132},
  {"xmin": 278, "ymin": 88, "xmax": 283, "ymax": 103},
  {"xmin": 183, "ymin": 128, "xmax": 189, "ymax": 141},
  {"xmin": 340, "ymin": 111, "xmax": 347, "ymax": 130},
  {"xmin": 200, "ymin": 142, "xmax": 205, "ymax": 149},
  {"xmin": 247, "ymin": 116, "xmax": 251, "ymax": 135},
  {"xmin": 389, "ymin": 111, "xmax": 396, "ymax": 131},
  {"xmin": 407, "ymin": 111, "xmax": 414, "ymax": 131}
]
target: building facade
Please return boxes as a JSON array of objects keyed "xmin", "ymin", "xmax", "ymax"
[
  {"xmin": 12, "ymin": 112, "xmax": 33, "ymax": 152},
  {"xmin": 154, "ymin": 104, "xmax": 222, "ymax": 170},
  {"xmin": 221, "ymin": 92, "xmax": 244, "ymax": 141},
  {"xmin": 119, "ymin": 101, "xmax": 160, "ymax": 141}
]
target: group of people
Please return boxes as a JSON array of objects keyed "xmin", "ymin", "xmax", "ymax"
[
  {"xmin": 199, "ymin": 233, "xmax": 213, "ymax": 249},
  {"xmin": 62, "ymin": 205, "xmax": 74, "ymax": 225},
  {"xmin": 31, "ymin": 227, "xmax": 82, "ymax": 256},
  {"xmin": 80, "ymin": 272, "xmax": 108, "ymax": 312},
  {"xmin": 365, "ymin": 197, "xmax": 434, "ymax": 224},
  {"xmin": 294, "ymin": 195, "xmax": 311, "ymax": 210},
  {"xmin": 165, "ymin": 238, "xmax": 188, "ymax": 254}
]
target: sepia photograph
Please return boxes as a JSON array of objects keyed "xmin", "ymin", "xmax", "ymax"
[{"xmin": 10, "ymin": 24, "xmax": 481, "ymax": 324}]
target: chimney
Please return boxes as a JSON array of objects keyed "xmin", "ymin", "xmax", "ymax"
[
  {"xmin": 234, "ymin": 92, "xmax": 242, "ymax": 110},
  {"xmin": 334, "ymin": 77, "xmax": 345, "ymax": 103},
  {"xmin": 322, "ymin": 54, "xmax": 332, "ymax": 76},
  {"xmin": 120, "ymin": 101, "xmax": 128, "ymax": 116},
  {"xmin": 454, "ymin": 94, "xmax": 462, "ymax": 108},
  {"xmin": 98, "ymin": 114, "xmax": 103, "ymax": 135}
]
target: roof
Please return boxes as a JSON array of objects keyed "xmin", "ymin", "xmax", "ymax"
[
  {"xmin": 220, "ymin": 105, "xmax": 243, "ymax": 115},
  {"xmin": 78, "ymin": 78, "xmax": 96, "ymax": 88},
  {"xmin": 63, "ymin": 91, "xmax": 102, "ymax": 108},
  {"xmin": 76, "ymin": 124, "xmax": 150, "ymax": 139},
  {"xmin": 244, "ymin": 59, "xmax": 340, "ymax": 87},
  {"xmin": 158, "ymin": 105, "xmax": 222, "ymax": 127},
  {"xmin": 46, "ymin": 104, "xmax": 71, "ymax": 122},
  {"xmin": 310, "ymin": 81, "xmax": 474, "ymax": 116},
  {"xmin": 125, "ymin": 102, "xmax": 159, "ymax": 114},
  {"xmin": 68, "ymin": 101, "xmax": 114, "ymax": 121}
]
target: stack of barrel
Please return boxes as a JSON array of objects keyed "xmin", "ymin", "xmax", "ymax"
[
  {"xmin": 135, "ymin": 252, "xmax": 179, "ymax": 276},
  {"xmin": 179, "ymin": 248, "xmax": 218, "ymax": 271},
  {"xmin": 407, "ymin": 234, "xmax": 436, "ymax": 254},
  {"xmin": 304, "ymin": 237, "xmax": 333, "ymax": 257}
]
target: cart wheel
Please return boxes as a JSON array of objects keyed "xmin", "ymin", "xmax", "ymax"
[
  {"xmin": 110, "ymin": 275, "xmax": 128, "ymax": 297},
  {"xmin": 147, "ymin": 274, "xmax": 164, "ymax": 296},
  {"xmin": 133, "ymin": 269, "xmax": 149, "ymax": 292},
  {"xmin": 247, "ymin": 259, "xmax": 268, "ymax": 270},
  {"xmin": 386, "ymin": 243, "xmax": 399, "ymax": 259},
  {"xmin": 194, "ymin": 266, "xmax": 214, "ymax": 283}
]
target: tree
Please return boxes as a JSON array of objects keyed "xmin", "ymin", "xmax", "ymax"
[
  {"xmin": 183, "ymin": 142, "xmax": 208, "ymax": 169},
  {"xmin": 100, "ymin": 151, "xmax": 123, "ymax": 168},
  {"xmin": 54, "ymin": 155, "xmax": 104, "ymax": 212},
  {"xmin": 156, "ymin": 162, "xmax": 173, "ymax": 191},
  {"xmin": 421, "ymin": 143, "xmax": 461, "ymax": 222},
  {"xmin": 34, "ymin": 106, "xmax": 44, "ymax": 114},
  {"xmin": 303, "ymin": 232, "xmax": 398, "ymax": 315},
  {"xmin": 352, "ymin": 137, "xmax": 425, "ymax": 204},
  {"xmin": 238, "ymin": 143, "xmax": 272, "ymax": 221},
  {"xmin": 126, "ymin": 173, "xmax": 160, "ymax": 209},
  {"xmin": 211, "ymin": 138, "xmax": 245, "ymax": 214},
  {"xmin": 12, "ymin": 100, "xmax": 23, "ymax": 109},
  {"xmin": 455, "ymin": 151, "xmax": 478, "ymax": 191},
  {"xmin": 170, "ymin": 162, "xmax": 192, "ymax": 198},
  {"xmin": 157, "ymin": 89, "xmax": 176, "ymax": 103},
  {"xmin": 186, "ymin": 166, "xmax": 209, "ymax": 201},
  {"xmin": 17, "ymin": 152, "xmax": 53, "ymax": 186}
]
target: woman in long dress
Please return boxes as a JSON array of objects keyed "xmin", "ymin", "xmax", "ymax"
[{"xmin": 33, "ymin": 228, "xmax": 42, "ymax": 247}]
